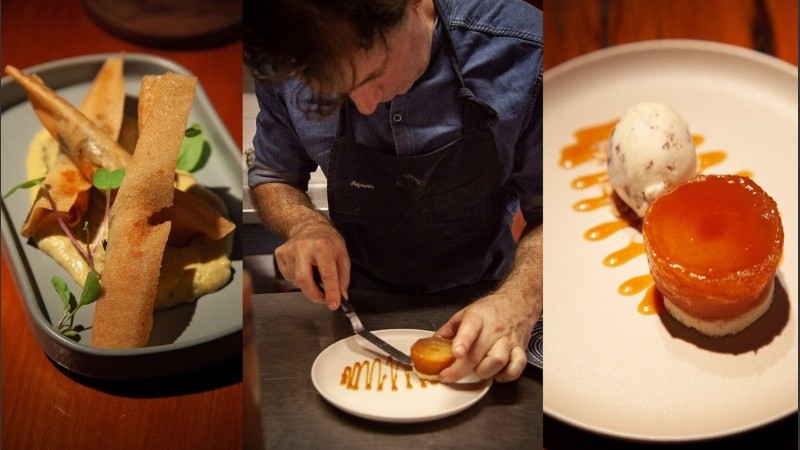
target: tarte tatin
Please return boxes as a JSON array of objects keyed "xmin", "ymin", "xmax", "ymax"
[
  {"xmin": 410, "ymin": 336, "xmax": 456, "ymax": 380},
  {"xmin": 642, "ymin": 174, "xmax": 783, "ymax": 336}
]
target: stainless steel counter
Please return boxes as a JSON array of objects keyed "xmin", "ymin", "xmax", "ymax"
[{"xmin": 250, "ymin": 285, "xmax": 542, "ymax": 449}]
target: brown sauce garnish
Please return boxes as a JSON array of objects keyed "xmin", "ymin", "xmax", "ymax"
[
  {"xmin": 583, "ymin": 219, "xmax": 628, "ymax": 241},
  {"xmin": 340, "ymin": 357, "xmax": 438, "ymax": 392},
  {"xmin": 571, "ymin": 171, "xmax": 608, "ymax": 190},
  {"xmin": 559, "ymin": 120, "xmax": 617, "ymax": 168},
  {"xmin": 559, "ymin": 119, "xmax": 733, "ymax": 315},
  {"xmin": 602, "ymin": 240, "xmax": 645, "ymax": 267}
]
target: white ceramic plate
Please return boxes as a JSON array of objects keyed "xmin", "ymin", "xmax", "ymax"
[
  {"xmin": 543, "ymin": 40, "xmax": 798, "ymax": 441},
  {"xmin": 311, "ymin": 329, "xmax": 492, "ymax": 423},
  {"xmin": 1, "ymin": 54, "xmax": 243, "ymax": 378}
]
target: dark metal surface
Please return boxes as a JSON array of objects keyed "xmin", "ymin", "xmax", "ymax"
[{"xmin": 251, "ymin": 285, "xmax": 542, "ymax": 449}]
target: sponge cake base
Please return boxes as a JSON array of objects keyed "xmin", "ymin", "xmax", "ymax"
[
  {"xmin": 413, "ymin": 367, "xmax": 441, "ymax": 381},
  {"xmin": 663, "ymin": 279, "xmax": 775, "ymax": 337}
]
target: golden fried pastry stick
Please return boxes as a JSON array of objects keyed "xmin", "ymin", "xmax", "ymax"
[
  {"xmin": 92, "ymin": 73, "xmax": 197, "ymax": 348},
  {"xmin": 4, "ymin": 65, "xmax": 235, "ymax": 245},
  {"xmin": 20, "ymin": 56, "xmax": 125, "ymax": 237},
  {"xmin": 80, "ymin": 56, "xmax": 126, "ymax": 139},
  {"xmin": 6, "ymin": 65, "xmax": 130, "ymax": 179}
]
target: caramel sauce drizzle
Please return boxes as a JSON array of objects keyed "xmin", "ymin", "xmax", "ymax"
[
  {"xmin": 618, "ymin": 274, "xmax": 653, "ymax": 296},
  {"xmin": 618, "ymin": 274, "xmax": 664, "ymax": 315},
  {"xmin": 560, "ymin": 119, "xmax": 737, "ymax": 315},
  {"xmin": 583, "ymin": 219, "xmax": 628, "ymax": 241},
  {"xmin": 572, "ymin": 195, "xmax": 610, "ymax": 212},
  {"xmin": 637, "ymin": 285, "xmax": 665, "ymax": 315},
  {"xmin": 340, "ymin": 357, "xmax": 438, "ymax": 392},
  {"xmin": 559, "ymin": 120, "xmax": 617, "ymax": 169},
  {"xmin": 602, "ymin": 240, "xmax": 645, "ymax": 267},
  {"xmin": 698, "ymin": 150, "xmax": 724, "ymax": 170},
  {"xmin": 571, "ymin": 171, "xmax": 607, "ymax": 190}
]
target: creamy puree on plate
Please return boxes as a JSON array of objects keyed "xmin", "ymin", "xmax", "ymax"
[{"xmin": 25, "ymin": 127, "xmax": 233, "ymax": 310}]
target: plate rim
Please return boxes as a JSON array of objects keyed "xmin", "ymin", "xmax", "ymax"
[{"xmin": 544, "ymin": 39, "xmax": 798, "ymax": 83}]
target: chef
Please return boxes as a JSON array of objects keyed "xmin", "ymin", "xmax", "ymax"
[{"xmin": 244, "ymin": 0, "xmax": 542, "ymax": 382}]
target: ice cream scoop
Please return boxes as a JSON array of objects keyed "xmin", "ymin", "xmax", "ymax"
[{"xmin": 607, "ymin": 102, "xmax": 697, "ymax": 217}]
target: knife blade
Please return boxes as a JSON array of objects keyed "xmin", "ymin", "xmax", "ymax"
[
  {"xmin": 313, "ymin": 269, "xmax": 414, "ymax": 367},
  {"xmin": 339, "ymin": 298, "xmax": 413, "ymax": 367}
]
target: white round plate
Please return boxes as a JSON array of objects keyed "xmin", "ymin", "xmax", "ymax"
[
  {"xmin": 543, "ymin": 40, "xmax": 798, "ymax": 441},
  {"xmin": 311, "ymin": 329, "xmax": 492, "ymax": 423}
]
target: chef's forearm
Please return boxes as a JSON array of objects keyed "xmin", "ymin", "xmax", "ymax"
[
  {"xmin": 496, "ymin": 222, "xmax": 543, "ymax": 317},
  {"xmin": 250, "ymin": 182, "xmax": 332, "ymax": 240}
]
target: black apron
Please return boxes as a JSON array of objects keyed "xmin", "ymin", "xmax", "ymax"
[{"xmin": 327, "ymin": 3, "xmax": 512, "ymax": 293}]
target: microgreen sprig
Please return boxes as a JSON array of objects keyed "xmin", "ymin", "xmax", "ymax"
[
  {"xmin": 87, "ymin": 168, "xmax": 125, "ymax": 269},
  {"xmin": 3, "ymin": 168, "xmax": 124, "ymax": 273},
  {"xmin": 52, "ymin": 272, "xmax": 100, "ymax": 341},
  {"xmin": 4, "ymin": 168, "xmax": 123, "ymax": 340},
  {"xmin": 2, "ymin": 177, "xmax": 45, "ymax": 199},
  {"xmin": 4, "ymin": 176, "xmax": 92, "ymax": 266}
]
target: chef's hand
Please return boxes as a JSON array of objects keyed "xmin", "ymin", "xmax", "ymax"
[
  {"xmin": 435, "ymin": 291, "xmax": 537, "ymax": 383},
  {"xmin": 274, "ymin": 222, "xmax": 350, "ymax": 310}
]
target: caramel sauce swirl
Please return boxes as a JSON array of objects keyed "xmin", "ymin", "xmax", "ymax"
[
  {"xmin": 560, "ymin": 119, "xmax": 738, "ymax": 315},
  {"xmin": 340, "ymin": 357, "xmax": 438, "ymax": 392}
]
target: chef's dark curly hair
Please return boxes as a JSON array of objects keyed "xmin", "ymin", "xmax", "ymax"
[{"xmin": 243, "ymin": 0, "xmax": 410, "ymax": 116}]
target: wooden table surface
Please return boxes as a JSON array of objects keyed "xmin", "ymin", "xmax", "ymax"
[
  {"xmin": 542, "ymin": 0, "xmax": 797, "ymax": 448},
  {"xmin": 1, "ymin": 1, "xmax": 244, "ymax": 449}
]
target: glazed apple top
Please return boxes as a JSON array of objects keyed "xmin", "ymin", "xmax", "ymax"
[
  {"xmin": 410, "ymin": 336, "xmax": 456, "ymax": 376},
  {"xmin": 643, "ymin": 174, "xmax": 783, "ymax": 281}
]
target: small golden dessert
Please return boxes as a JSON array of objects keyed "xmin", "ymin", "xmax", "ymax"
[
  {"xmin": 642, "ymin": 174, "xmax": 784, "ymax": 336},
  {"xmin": 410, "ymin": 336, "xmax": 456, "ymax": 380}
]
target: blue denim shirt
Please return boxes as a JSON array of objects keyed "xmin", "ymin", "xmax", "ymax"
[{"xmin": 249, "ymin": 0, "xmax": 543, "ymax": 225}]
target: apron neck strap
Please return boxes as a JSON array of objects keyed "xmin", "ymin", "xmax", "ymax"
[{"xmin": 434, "ymin": 0, "xmax": 499, "ymax": 130}]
